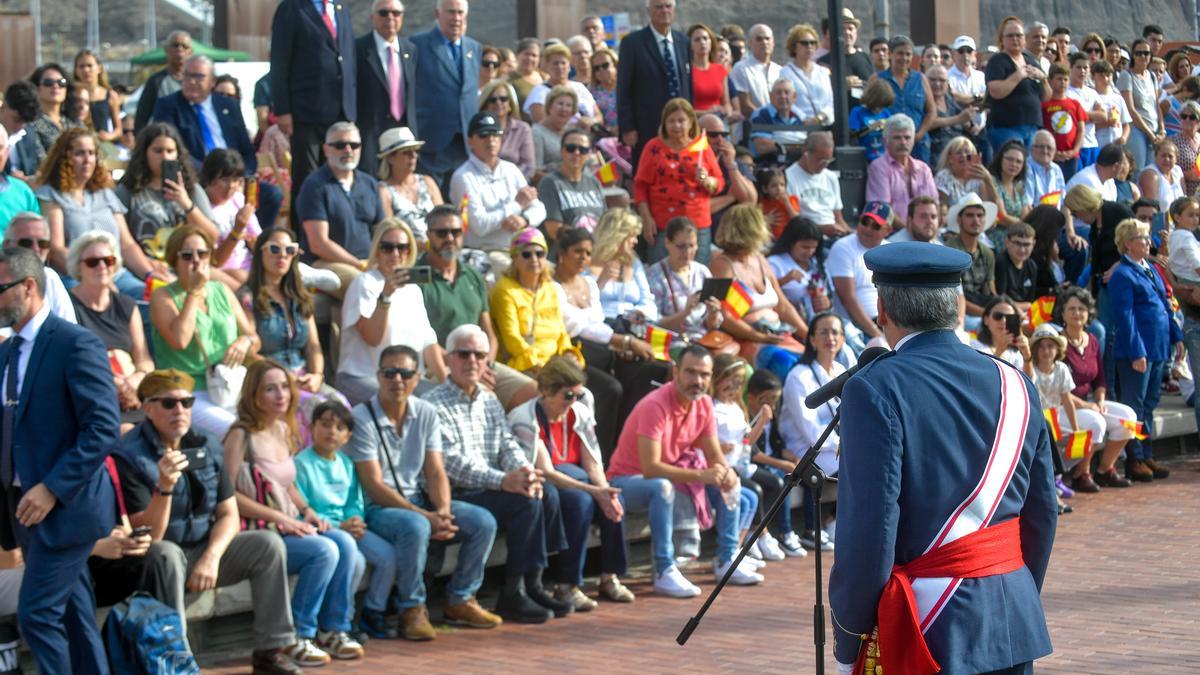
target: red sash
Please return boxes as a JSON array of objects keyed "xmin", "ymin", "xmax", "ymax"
[{"xmin": 856, "ymin": 517, "xmax": 1024, "ymax": 675}]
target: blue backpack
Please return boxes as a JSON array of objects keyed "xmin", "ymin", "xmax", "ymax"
[{"xmin": 102, "ymin": 592, "xmax": 200, "ymax": 675}]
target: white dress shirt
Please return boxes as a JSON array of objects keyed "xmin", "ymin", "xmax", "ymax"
[{"xmin": 449, "ymin": 155, "xmax": 546, "ymax": 251}]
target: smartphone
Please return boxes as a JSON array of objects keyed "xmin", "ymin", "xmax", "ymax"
[
  {"xmin": 181, "ymin": 443, "xmax": 210, "ymax": 471},
  {"xmin": 160, "ymin": 159, "xmax": 181, "ymax": 185},
  {"xmin": 407, "ymin": 265, "xmax": 433, "ymax": 284},
  {"xmin": 131, "ymin": 526, "xmax": 152, "ymax": 538},
  {"xmin": 1004, "ymin": 313, "xmax": 1022, "ymax": 337}
]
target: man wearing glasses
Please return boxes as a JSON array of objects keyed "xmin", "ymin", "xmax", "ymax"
[
  {"xmin": 1, "ymin": 213, "xmax": 74, "ymax": 327},
  {"xmin": 698, "ymin": 114, "xmax": 757, "ymax": 226},
  {"xmin": 355, "ymin": 0, "xmax": 417, "ymax": 176},
  {"xmin": 785, "ymin": 131, "xmax": 850, "ymax": 238},
  {"xmin": 134, "ymin": 30, "xmax": 193, "ymax": 132}
]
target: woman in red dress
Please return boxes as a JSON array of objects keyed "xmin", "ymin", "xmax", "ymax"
[{"xmin": 689, "ymin": 23, "xmax": 737, "ymax": 122}]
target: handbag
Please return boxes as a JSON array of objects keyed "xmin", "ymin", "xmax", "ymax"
[
  {"xmin": 234, "ymin": 435, "xmax": 298, "ymax": 532},
  {"xmin": 696, "ymin": 330, "xmax": 741, "ymax": 355},
  {"xmin": 193, "ymin": 329, "xmax": 246, "ymax": 410}
]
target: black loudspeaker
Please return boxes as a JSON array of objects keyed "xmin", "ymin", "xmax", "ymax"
[{"xmin": 831, "ymin": 146, "xmax": 867, "ymax": 223}]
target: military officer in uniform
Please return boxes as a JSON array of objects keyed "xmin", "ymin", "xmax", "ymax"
[{"xmin": 829, "ymin": 242, "xmax": 1058, "ymax": 675}]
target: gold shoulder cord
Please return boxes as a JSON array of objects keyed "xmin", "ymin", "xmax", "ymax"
[{"xmin": 830, "ymin": 609, "xmax": 881, "ymax": 674}]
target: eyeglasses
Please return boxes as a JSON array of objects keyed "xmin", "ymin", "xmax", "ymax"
[
  {"xmin": 593, "ymin": 62, "xmax": 612, "ymax": 71},
  {"xmin": 520, "ymin": 249, "xmax": 547, "ymax": 259},
  {"xmin": 860, "ymin": 219, "xmax": 886, "ymax": 231},
  {"xmin": 0, "ymin": 277, "xmax": 28, "ymax": 294},
  {"xmin": 1134, "ymin": 51, "xmax": 1152, "ymax": 57},
  {"xmin": 561, "ymin": 390, "xmax": 584, "ymax": 402},
  {"xmin": 182, "ymin": 72, "xmax": 209, "ymax": 82},
  {"xmin": 266, "ymin": 243, "xmax": 299, "ymax": 256},
  {"xmin": 378, "ymin": 241, "xmax": 410, "ymax": 254},
  {"xmin": 14, "ymin": 238, "xmax": 50, "ymax": 250},
  {"xmin": 179, "ymin": 248, "xmax": 210, "ymax": 261},
  {"xmin": 562, "ymin": 143, "xmax": 591, "ymax": 154},
  {"xmin": 40, "ymin": 77, "xmax": 68, "ymax": 89},
  {"xmin": 328, "ymin": 141, "xmax": 361, "ymax": 150},
  {"xmin": 452, "ymin": 349, "xmax": 488, "ymax": 361},
  {"xmin": 430, "ymin": 228, "xmax": 462, "ymax": 239},
  {"xmin": 379, "ymin": 366, "xmax": 418, "ymax": 380},
  {"xmin": 1084, "ymin": 47, "xmax": 1102, "ymax": 54},
  {"xmin": 375, "ymin": 8, "xmax": 403, "ymax": 17},
  {"xmin": 481, "ymin": 60, "xmax": 501, "ymax": 68},
  {"xmin": 990, "ymin": 310, "xmax": 1015, "ymax": 321},
  {"xmin": 83, "ymin": 255, "xmax": 117, "ymax": 268},
  {"xmin": 797, "ymin": 40, "xmax": 818, "ymax": 47},
  {"xmin": 485, "ymin": 95, "xmax": 510, "ymax": 105},
  {"xmin": 149, "ymin": 396, "xmax": 196, "ymax": 410}
]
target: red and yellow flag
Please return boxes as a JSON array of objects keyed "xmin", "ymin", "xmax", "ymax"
[
  {"xmin": 1028, "ymin": 296, "xmax": 1056, "ymax": 328},
  {"xmin": 1039, "ymin": 190, "xmax": 1063, "ymax": 206},
  {"xmin": 685, "ymin": 134, "xmax": 709, "ymax": 155},
  {"xmin": 595, "ymin": 160, "xmax": 619, "ymax": 186},
  {"xmin": 1121, "ymin": 419, "xmax": 1148, "ymax": 440},
  {"xmin": 459, "ymin": 195, "xmax": 470, "ymax": 234},
  {"xmin": 143, "ymin": 276, "xmax": 168, "ymax": 301},
  {"xmin": 722, "ymin": 280, "xmax": 753, "ymax": 319},
  {"xmin": 644, "ymin": 325, "xmax": 674, "ymax": 361},
  {"xmin": 1064, "ymin": 429, "xmax": 1093, "ymax": 459},
  {"xmin": 1043, "ymin": 408, "xmax": 1063, "ymax": 443}
]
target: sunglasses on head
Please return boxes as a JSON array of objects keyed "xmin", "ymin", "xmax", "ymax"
[
  {"xmin": 562, "ymin": 142, "xmax": 591, "ymax": 154},
  {"xmin": 485, "ymin": 95, "xmax": 510, "ymax": 105},
  {"xmin": 179, "ymin": 248, "xmax": 210, "ymax": 262},
  {"xmin": 520, "ymin": 249, "xmax": 547, "ymax": 260},
  {"xmin": 481, "ymin": 60, "xmax": 501, "ymax": 68},
  {"xmin": 380, "ymin": 366, "xmax": 418, "ymax": 380},
  {"xmin": 150, "ymin": 396, "xmax": 195, "ymax": 410},
  {"xmin": 562, "ymin": 390, "xmax": 584, "ymax": 402},
  {"xmin": 83, "ymin": 255, "xmax": 116, "ymax": 269},
  {"xmin": 40, "ymin": 77, "xmax": 68, "ymax": 89},
  {"xmin": 376, "ymin": 8, "xmax": 402, "ymax": 16},
  {"xmin": 452, "ymin": 349, "xmax": 488, "ymax": 361},
  {"xmin": 328, "ymin": 140, "xmax": 361, "ymax": 150},
  {"xmin": 14, "ymin": 238, "xmax": 50, "ymax": 250},
  {"xmin": 378, "ymin": 241, "xmax": 410, "ymax": 254},
  {"xmin": 430, "ymin": 228, "xmax": 462, "ymax": 239},
  {"xmin": 266, "ymin": 243, "xmax": 299, "ymax": 256}
]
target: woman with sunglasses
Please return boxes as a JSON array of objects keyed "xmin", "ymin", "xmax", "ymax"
[
  {"xmin": 337, "ymin": 218, "xmax": 444, "ymax": 406},
  {"xmin": 532, "ymin": 86, "xmax": 583, "ymax": 175},
  {"xmin": 1080, "ymin": 34, "xmax": 1106, "ymax": 65},
  {"xmin": 523, "ymin": 44, "xmax": 600, "ymax": 128},
  {"xmin": 200, "ymin": 149, "xmax": 260, "ymax": 290},
  {"xmin": 66, "ymin": 230, "xmax": 154, "ymax": 427},
  {"xmin": 1173, "ymin": 100, "xmax": 1200, "ymax": 195},
  {"xmin": 970, "ymin": 296, "xmax": 1032, "ymax": 375},
  {"xmin": 507, "ymin": 356, "xmax": 635, "ymax": 610},
  {"xmin": 478, "ymin": 45, "xmax": 504, "ymax": 95},
  {"xmin": 24, "ymin": 63, "xmax": 83, "ymax": 171},
  {"xmin": 507, "ymin": 38, "xmax": 545, "ymax": 112},
  {"xmin": 689, "ymin": 24, "xmax": 735, "ymax": 121},
  {"xmin": 377, "ymin": 127, "xmax": 443, "ymax": 242},
  {"xmin": 1120, "ymin": 38, "xmax": 1164, "ymax": 170},
  {"xmin": 781, "ymin": 24, "xmax": 834, "ymax": 128},
  {"xmin": 73, "ymin": 49, "xmax": 121, "ymax": 142},
  {"xmin": 479, "ymin": 80, "xmax": 534, "ymax": 178},
  {"xmin": 588, "ymin": 47, "xmax": 620, "ymax": 135},
  {"xmin": 537, "ymin": 128, "xmax": 606, "ymax": 243},
  {"xmin": 149, "ymin": 225, "xmax": 260, "ymax": 438}
]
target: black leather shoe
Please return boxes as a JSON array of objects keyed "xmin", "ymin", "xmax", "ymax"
[
  {"xmin": 495, "ymin": 591, "xmax": 553, "ymax": 624},
  {"xmin": 526, "ymin": 583, "xmax": 575, "ymax": 618},
  {"xmin": 358, "ymin": 608, "xmax": 399, "ymax": 639},
  {"xmin": 1094, "ymin": 468, "xmax": 1133, "ymax": 488},
  {"xmin": 251, "ymin": 648, "xmax": 303, "ymax": 675}
]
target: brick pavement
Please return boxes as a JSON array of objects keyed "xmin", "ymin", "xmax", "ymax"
[{"xmin": 209, "ymin": 458, "xmax": 1200, "ymax": 674}]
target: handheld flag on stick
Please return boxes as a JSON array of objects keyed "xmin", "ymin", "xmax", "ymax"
[
  {"xmin": 685, "ymin": 134, "xmax": 710, "ymax": 155},
  {"xmin": 144, "ymin": 276, "xmax": 168, "ymax": 302},
  {"xmin": 1064, "ymin": 430, "xmax": 1093, "ymax": 459},
  {"xmin": 1028, "ymin": 296, "xmax": 1056, "ymax": 328},
  {"xmin": 722, "ymin": 280, "xmax": 753, "ymax": 318},
  {"xmin": 1121, "ymin": 419, "xmax": 1148, "ymax": 440},
  {"xmin": 595, "ymin": 160, "xmax": 619, "ymax": 186},
  {"xmin": 1043, "ymin": 408, "xmax": 1063, "ymax": 443},
  {"xmin": 643, "ymin": 325, "xmax": 674, "ymax": 361},
  {"xmin": 459, "ymin": 195, "xmax": 470, "ymax": 234},
  {"xmin": 1039, "ymin": 191, "xmax": 1063, "ymax": 207}
]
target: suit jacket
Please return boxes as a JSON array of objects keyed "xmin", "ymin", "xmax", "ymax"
[
  {"xmin": 616, "ymin": 26, "xmax": 693, "ymax": 159},
  {"xmin": 152, "ymin": 91, "xmax": 257, "ymax": 174},
  {"xmin": 269, "ymin": 0, "xmax": 357, "ymax": 125},
  {"xmin": 354, "ymin": 32, "xmax": 418, "ymax": 176},
  {"xmin": 830, "ymin": 330, "xmax": 1056, "ymax": 673},
  {"xmin": 2, "ymin": 313, "xmax": 118, "ymax": 551},
  {"xmin": 1108, "ymin": 257, "xmax": 1183, "ymax": 362},
  {"xmin": 409, "ymin": 27, "xmax": 481, "ymax": 156}
]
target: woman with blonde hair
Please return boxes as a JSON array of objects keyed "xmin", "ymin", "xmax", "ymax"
[
  {"xmin": 377, "ymin": 127, "xmax": 443, "ymax": 241},
  {"xmin": 709, "ymin": 204, "xmax": 808, "ymax": 358},
  {"xmin": 781, "ymin": 23, "xmax": 834, "ymax": 126},
  {"xmin": 588, "ymin": 208, "xmax": 658, "ymax": 322},
  {"xmin": 532, "ymin": 86, "xmax": 580, "ymax": 173},
  {"xmin": 336, "ymin": 218, "xmax": 443, "ymax": 404},
  {"xmin": 934, "ymin": 135, "xmax": 997, "ymax": 207},
  {"xmin": 480, "ymin": 79, "xmax": 535, "ymax": 178},
  {"xmin": 523, "ymin": 43, "xmax": 600, "ymax": 126}
]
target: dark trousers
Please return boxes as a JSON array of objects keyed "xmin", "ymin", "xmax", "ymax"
[
  {"xmin": 457, "ymin": 484, "xmax": 566, "ymax": 577},
  {"xmin": 552, "ymin": 464, "xmax": 628, "ymax": 586},
  {"xmin": 18, "ymin": 536, "xmax": 108, "ymax": 674},
  {"xmin": 746, "ymin": 468, "xmax": 785, "ymax": 531},
  {"xmin": 289, "ymin": 121, "xmax": 331, "ymax": 228},
  {"xmin": 583, "ymin": 362, "xmax": 622, "ymax": 460},
  {"xmin": 255, "ymin": 181, "xmax": 284, "ymax": 230},
  {"xmin": 580, "ymin": 338, "xmax": 670, "ymax": 459},
  {"xmin": 418, "ymin": 136, "xmax": 468, "ymax": 198},
  {"xmin": 88, "ymin": 553, "xmax": 153, "ymax": 607}
]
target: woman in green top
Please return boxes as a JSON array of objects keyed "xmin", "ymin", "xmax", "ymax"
[
  {"xmin": 988, "ymin": 139, "xmax": 1032, "ymax": 248},
  {"xmin": 149, "ymin": 224, "xmax": 259, "ymax": 438}
]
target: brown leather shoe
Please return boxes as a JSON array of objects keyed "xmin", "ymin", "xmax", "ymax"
[
  {"xmin": 443, "ymin": 596, "xmax": 503, "ymax": 629},
  {"xmin": 1094, "ymin": 468, "xmax": 1133, "ymax": 488},
  {"xmin": 1125, "ymin": 459, "xmax": 1154, "ymax": 483},
  {"xmin": 400, "ymin": 605, "xmax": 436, "ymax": 641},
  {"xmin": 251, "ymin": 648, "xmax": 303, "ymax": 675},
  {"xmin": 1070, "ymin": 474, "xmax": 1101, "ymax": 493},
  {"xmin": 1142, "ymin": 458, "xmax": 1171, "ymax": 479}
]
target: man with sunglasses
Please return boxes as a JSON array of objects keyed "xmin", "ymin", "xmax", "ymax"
[
  {"xmin": 354, "ymin": 0, "xmax": 417, "ymax": 177},
  {"xmin": 134, "ymin": 31, "xmax": 193, "ymax": 132},
  {"xmin": 948, "ymin": 36, "xmax": 988, "ymax": 145},
  {"xmin": 0, "ymin": 213, "xmax": 74, "ymax": 328},
  {"xmin": 0, "ymin": 127, "xmax": 38, "ymax": 229},
  {"xmin": 698, "ymin": 114, "xmax": 757, "ymax": 227},
  {"xmin": 345, "ymin": 345, "xmax": 501, "ymax": 639},
  {"xmin": 827, "ymin": 201, "xmax": 893, "ymax": 346},
  {"xmin": 114, "ymin": 369, "xmax": 302, "ymax": 674}
]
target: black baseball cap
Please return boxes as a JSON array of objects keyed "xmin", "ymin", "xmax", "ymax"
[{"xmin": 468, "ymin": 112, "xmax": 502, "ymax": 137}]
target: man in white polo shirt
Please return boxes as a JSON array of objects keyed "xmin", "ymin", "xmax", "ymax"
[{"xmin": 784, "ymin": 131, "xmax": 849, "ymax": 238}]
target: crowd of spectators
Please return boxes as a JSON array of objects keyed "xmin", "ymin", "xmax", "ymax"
[{"xmin": 2, "ymin": 0, "xmax": 1199, "ymax": 671}]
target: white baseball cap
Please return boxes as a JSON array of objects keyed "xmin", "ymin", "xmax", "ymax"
[{"xmin": 952, "ymin": 36, "xmax": 976, "ymax": 52}]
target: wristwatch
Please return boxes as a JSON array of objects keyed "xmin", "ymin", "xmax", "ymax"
[{"xmin": 378, "ymin": 293, "xmax": 392, "ymax": 305}]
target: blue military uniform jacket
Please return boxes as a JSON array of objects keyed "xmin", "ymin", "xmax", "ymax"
[{"xmin": 829, "ymin": 330, "xmax": 1057, "ymax": 674}]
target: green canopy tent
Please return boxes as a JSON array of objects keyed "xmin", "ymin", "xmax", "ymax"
[{"xmin": 129, "ymin": 41, "xmax": 252, "ymax": 65}]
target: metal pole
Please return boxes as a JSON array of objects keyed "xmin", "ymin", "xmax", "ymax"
[
  {"xmin": 30, "ymin": 0, "xmax": 42, "ymax": 65},
  {"xmin": 145, "ymin": 0, "xmax": 157, "ymax": 51},
  {"xmin": 875, "ymin": 0, "xmax": 890, "ymax": 40},
  {"xmin": 86, "ymin": 0, "xmax": 99, "ymax": 51},
  {"xmin": 828, "ymin": 0, "xmax": 849, "ymax": 146}
]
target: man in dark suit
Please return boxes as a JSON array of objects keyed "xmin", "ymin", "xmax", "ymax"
[
  {"xmin": 410, "ymin": 0, "xmax": 481, "ymax": 192},
  {"xmin": 355, "ymin": 0, "xmax": 418, "ymax": 177},
  {"xmin": 0, "ymin": 248, "xmax": 120, "ymax": 674},
  {"xmin": 134, "ymin": 31, "xmax": 193, "ymax": 132},
  {"xmin": 270, "ymin": 0, "xmax": 357, "ymax": 225},
  {"xmin": 617, "ymin": 0, "xmax": 692, "ymax": 168}
]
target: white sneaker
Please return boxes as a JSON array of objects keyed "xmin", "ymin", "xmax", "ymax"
[
  {"xmin": 740, "ymin": 554, "xmax": 767, "ymax": 570},
  {"xmin": 757, "ymin": 532, "xmax": 787, "ymax": 561},
  {"xmin": 779, "ymin": 532, "xmax": 809, "ymax": 558},
  {"xmin": 654, "ymin": 565, "xmax": 701, "ymax": 598},
  {"xmin": 801, "ymin": 529, "xmax": 835, "ymax": 551},
  {"xmin": 299, "ymin": 262, "xmax": 342, "ymax": 293},
  {"xmin": 714, "ymin": 558, "xmax": 764, "ymax": 585},
  {"xmin": 746, "ymin": 540, "xmax": 764, "ymax": 560}
]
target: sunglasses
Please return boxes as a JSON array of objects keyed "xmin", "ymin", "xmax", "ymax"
[
  {"xmin": 593, "ymin": 62, "xmax": 612, "ymax": 71},
  {"xmin": 380, "ymin": 366, "xmax": 418, "ymax": 380},
  {"xmin": 485, "ymin": 95, "xmax": 510, "ymax": 105},
  {"xmin": 520, "ymin": 249, "xmax": 547, "ymax": 259},
  {"xmin": 452, "ymin": 349, "xmax": 488, "ymax": 361},
  {"xmin": 957, "ymin": 47, "xmax": 974, "ymax": 54},
  {"xmin": 40, "ymin": 77, "xmax": 68, "ymax": 89},
  {"xmin": 1134, "ymin": 51, "xmax": 1151, "ymax": 57},
  {"xmin": 149, "ymin": 396, "xmax": 196, "ymax": 410},
  {"xmin": 705, "ymin": 130, "xmax": 730, "ymax": 138},
  {"xmin": 179, "ymin": 248, "xmax": 210, "ymax": 261},
  {"xmin": 328, "ymin": 141, "xmax": 361, "ymax": 150},
  {"xmin": 83, "ymin": 255, "xmax": 116, "ymax": 268},
  {"xmin": 1084, "ymin": 47, "xmax": 1102, "ymax": 54},
  {"xmin": 481, "ymin": 60, "xmax": 501, "ymax": 68},
  {"xmin": 0, "ymin": 277, "xmax": 27, "ymax": 294},
  {"xmin": 378, "ymin": 241, "xmax": 410, "ymax": 254},
  {"xmin": 797, "ymin": 40, "xmax": 818, "ymax": 47},
  {"xmin": 562, "ymin": 390, "xmax": 584, "ymax": 402},
  {"xmin": 1183, "ymin": 114, "xmax": 1200, "ymax": 121},
  {"xmin": 430, "ymin": 228, "xmax": 462, "ymax": 239},
  {"xmin": 990, "ymin": 311, "xmax": 1015, "ymax": 321},
  {"xmin": 266, "ymin": 243, "xmax": 299, "ymax": 256},
  {"xmin": 375, "ymin": 8, "xmax": 403, "ymax": 16},
  {"xmin": 860, "ymin": 219, "xmax": 886, "ymax": 231},
  {"xmin": 562, "ymin": 143, "xmax": 591, "ymax": 154},
  {"xmin": 14, "ymin": 238, "xmax": 50, "ymax": 250}
]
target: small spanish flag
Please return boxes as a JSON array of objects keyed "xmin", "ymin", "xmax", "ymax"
[
  {"xmin": 1064, "ymin": 429, "xmax": 1093, "ymax": 459},
  {"xmin": 1121, "ymin": 419, "xmax": 1148, "ymax": 440},
  {"xmin": 1028, "ymin": 296, "xmax": 1056, "ymax": 327},
  {"xmin": 1039, "ymin": 190, "xmax": 1063, "ymax": 206},
  {"xmin": 459, "ymin": 195, "xmax": 470, "ymax": 234},
  {"xmin": 143, "ymin": 276, "xmax": 168, "ymax": 301},
  {"xmin": 595, "ymin": 160, "xmax": 619, "ymax": 186},
  {"xmin": 1043, "ymin": 408, "xmax": 1063, "ymax": 443},
  {"xmin": 723, "ymin": 280, "xmax": 753, "ymax": 319},
  {"xmin": 685, "ymin": 133, "xmax": 710, "ymax": 155},
  {"xmin": 644, "ymin": 325, "xmax": 674, "ymax": 361}
]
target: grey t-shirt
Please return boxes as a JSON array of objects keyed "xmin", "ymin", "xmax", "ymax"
[
  {"xmin": 344, "ymin": 395, "xmax": 442, "ymax": 502},
  {"xmin": 536, "ymin": 170, "xmax": 606, "ymax": 227},
  {"xmin": 34, "ymin": 185, "xmax": 127, "ymax": 246},
  {"xmin": 1116, "ymin": 70, "xmax": 1159, "ymax": 129},
  {"xmin": 114, "ymin": 183, "xmax": 214, "ymax": 245}
]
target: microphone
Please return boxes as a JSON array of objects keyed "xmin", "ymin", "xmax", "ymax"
[{"xmin": 804, "ymin": 346, "xmax": 890, "ymax": 409}]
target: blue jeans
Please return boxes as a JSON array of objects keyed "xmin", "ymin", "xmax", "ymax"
[
  {"xmin": 553, "ymin": 463, "xmax": 628, "ymax": 585},
  {"xmin": 1127, "ymin": 127, "xmax": 1154, "ymax": 170},
  {"xmin": 456, "ymin": 485, "xmax": 566, "ymax": 577},
  {"xmin": 1116, "ymin": 358, "xmax": 1167, "ymax": 460},
  {"xmin": 1184, "ymin": 317, "xmax": 1200, "ymax": 432},
  {"xmin": 365, "ymin": 499, "xmax": 497, "ymax": 608},
  {"xmin": 354, "ymin": 529, "xmax": 397, "ymax": 612},
  {"xmin": 610, "ymin": 474, "xmax": 740, "ymax": 574},
  {"xmin": 736, "ymin": 486, "xmax": 758, "ymax": 533},
  {"xmin": 987, "ymin": 124, "xmax": 1039, "ymax": 154},
  {"xmin": 284, "ymin": 528, "xmax": 362, "ymax": 637},
  {"xmin": 648, "ymin": 225, "xmax": 712, "ymax": 266}
]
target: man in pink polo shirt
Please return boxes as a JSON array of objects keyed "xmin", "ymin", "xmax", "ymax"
[{"xmin": 607, "ymin": 345, "xmax": 762, "ymax": 597}]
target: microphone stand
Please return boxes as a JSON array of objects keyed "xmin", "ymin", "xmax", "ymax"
[{"xmin": 677, "ymin": 408, "xmax": 840, "ymax": 675}]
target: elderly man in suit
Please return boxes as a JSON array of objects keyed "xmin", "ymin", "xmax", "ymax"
[
  {"xmin": 270, "ymin": 0, "xmax": 357, "ymax": 225},
  {"xmin": 617, "ymin": 0, "xmax": 692, "ymax": 168},
  {"xmin": 355, "ymin": 0, "xmax": 418, "ymax": 177},
  {"xmin": 0, "ymin": 247, "xmax": 120, "ymax": 674},
  {"xmin": 411, "ymin": 0, "xmax": 481, "ymax": 192}
]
